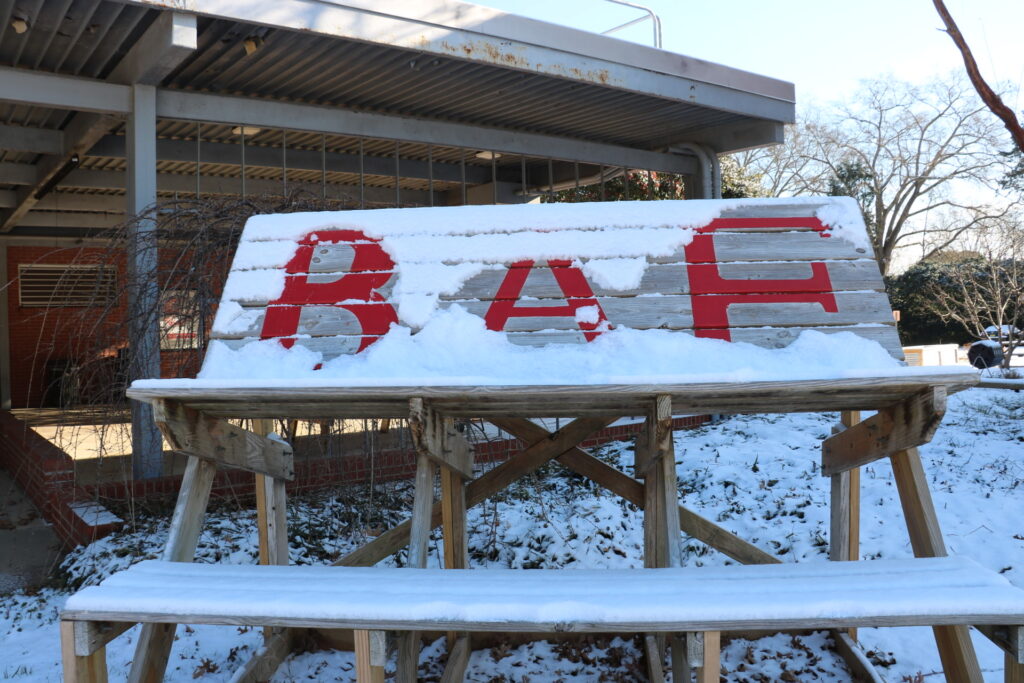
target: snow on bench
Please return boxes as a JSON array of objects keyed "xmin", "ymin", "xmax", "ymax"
[{"xmin": 63, "ymin": 556, "xmax": 1024, "ymax": 632}]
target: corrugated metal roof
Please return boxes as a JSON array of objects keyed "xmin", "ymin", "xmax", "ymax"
[{"xmin": 0, "ymin": 0, "xmax": 795, "ymax": 233}]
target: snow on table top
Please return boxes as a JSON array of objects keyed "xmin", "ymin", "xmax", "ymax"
[
  {"xmin": 136, "ymin": 315, "xmax": 977, "ymax": 389},
  {"xmin": 63, "ymin": 557, "xmax": 1024, "ymax": 628}
]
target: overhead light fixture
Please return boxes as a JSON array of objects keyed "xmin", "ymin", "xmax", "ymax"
[
  {"xmin": 475, "ymin": 150, "xmax": 502, "ymax": 160},
  {"xmin": 10, "ymin": 13, "xmax": 29, "ymax": 34},
  {"xmin": 231, "ymin": 126, "xmax": 261, "ymax": 136},
  {"xmin": 243, "ymin": 36, "xmax": 264, "ymax": 55}
]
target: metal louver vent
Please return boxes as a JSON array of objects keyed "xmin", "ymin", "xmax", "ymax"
[{"xmin": 18, "ymin": 264, "xmax": 116, "ymax": 307}]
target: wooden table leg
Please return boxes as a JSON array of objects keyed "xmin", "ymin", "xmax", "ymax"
[
  {"xmin": 891, "ymin": 448, "xmax": 983, "ymax": 683},
  {"xmin": 61, "ymin": 621, "xmax": 108, "ymax": 683}
]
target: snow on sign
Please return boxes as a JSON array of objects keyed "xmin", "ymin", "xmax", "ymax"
[{"xmin": 210, "ymin": 197, "xmax": 902, "ymax": 366}]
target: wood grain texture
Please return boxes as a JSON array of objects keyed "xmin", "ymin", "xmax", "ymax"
[
  {"xmin": 407, "ymin": 453, "xmax": 435, "ymax": 570},
  {"xmin": 891, "ymin": 448, "xmax": 984, "ymax": 683},
  {"xmin": 822, "ymin": 389, "xmax": 946, "ymax": 476},
  {"xmin": 127, "ymin": 372, "xmax": 979, "ymax": 420},
  {"xmin": 440, "ymin": 635, "xmax": 470, "ymax": 683},
  {"xmin": 225, "ymin": 629, "xmax": 292, "ymax": 683},
  {"xmin": 698, "ymin": 631, "xmax": 720, "ymax": 683},
  {"xmin": 213, "ymin": 323, "xmax": 904, "ymax": 366},
  {"xmin": 353, "ymin": 630, "xmax": 385, "ymax": 683},
  {"xmin": 975, "ymin": 624, "xmax": 1023, "ymax": 663},
  {"xmin": 62, "ymin": 621, "xmax": 108, "ymax": 683},
  {"xmin": 154, "ymin": 400, "xmax": 294, "ymax": 480},
  {"xmin": 409, "ymin": 399, "xmax": 473, "ymax": 478},
  {"xmin": 72, "ymin": 620, "xmax": 132, "ymax": 657}
]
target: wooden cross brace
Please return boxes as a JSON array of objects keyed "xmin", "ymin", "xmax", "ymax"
[{"xmin": 821, "ymin": 387, "xmax": 946, "ymax": 476}]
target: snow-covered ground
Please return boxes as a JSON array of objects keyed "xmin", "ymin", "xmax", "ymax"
[{"xmin": 1, "ymin": 387, "xmax": 1021, "ymax": 682}]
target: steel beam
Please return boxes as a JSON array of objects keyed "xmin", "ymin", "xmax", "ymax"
[
  {"xmin": 0, "ymin": 124, "xmax": 63, "ymax": 155},
  {"xmin": 0, "ymin": 67, "xmax": 698, "ymax": 175},
  {"xmin": 156, "ymin": 90, "xmax": 698, "ymax": 174},
  {"xmin": 0, "ymin": 14, "xmax": 197, "ymax": 233},
  {"xmin": 88, "ymin": 135, "xmax": 491, "ymax": 185},
  {"xmin": 121, "ymin": 0, "xmax": 795, "ymax": 120},
  {"xmin": 0, "ymin": 67, "xmax": 131, "ymax": 114},
  {"xmin": 58, "ymin": 169, "xmax": 438, "ymax": 205},
  {"xmin": 14, "ymin": 212, "xmax": 123, "ymax": 228},
  {"xmin": 126, "ymin": 84, "xmax": 164, "ymax": 479},
  {"xmin": 0, "ymin": 162, "xmax": 36, "ymax": 185}
]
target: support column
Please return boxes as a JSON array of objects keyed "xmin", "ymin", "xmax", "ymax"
[
  {"xmin": 126, "ymin": 84, "xmax": 163, "ymax": 479},
  {"xmin": 0, "ymin": 243, "xmax": 10, "ymax": 409}
]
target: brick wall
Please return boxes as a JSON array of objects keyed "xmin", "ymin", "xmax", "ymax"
[
  {"xmin": 6, "ymin": 246, "xmax": 212, "ymax": 409},
  {"xmin": 0, "ymin": 411, "xmax": 711, "ymax": 547}
]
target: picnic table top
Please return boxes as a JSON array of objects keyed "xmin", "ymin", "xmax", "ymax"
[{"xmin": 128, "ymin": 369, "xmax": 978, "ymax": 418}]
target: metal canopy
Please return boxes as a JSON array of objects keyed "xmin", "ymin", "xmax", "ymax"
[{"xmin": 0, "ymin": 0, "xmax": 796, "ymax": 235}]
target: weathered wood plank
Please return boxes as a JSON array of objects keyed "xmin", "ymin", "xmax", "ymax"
[
  {"xmin": 831, "ymin": 629, "xmax": 885, "ymax": 683},
  {"xmin": 891, "ymin": 448, "xmax": 983, "ymax": 683},
  {"xmin": 217, "ymin": 260, "xmax": 883, "ymax": 313},
  {"xmin": 128, "ymin": 372, "xmax": 980, "ymax": 420},
  {"xmin": 217, "ymin": 290, "xmax": 895, "ymax": 337},
  {"xmin": 354, "ymin": 630, "xmax": 385, "ymax": 683},
  {"xmin": 440, "ymin": 635, "xmax": 470, "ymax": 683},
  {"xmin": 72, "ymin": 620, "xmax": 133, "ymax": 657},
  {"xmin": 698, "ymin": 631, "xmax": 720, "ymax": 683},
  {"xmin": 823, "ymin": 388, "xmax": 946, "ymax": 476},
  {"xmin": 127, "ymin": 456, "xmax": 217, "ymax": 683},
  {"xmin": 409, "ymin": 399, "xmax": 473, "ymax": 478},
  {"xmin": 154, "ymin": 400, "xmax": 294, "ymax": 480},
  {"xmin": 227, "ymin": 229, "xmax": 869, "ymax": 283},
  {"xmin": 975, "ymin": 624, "xmax": 1023, "ymax": 663},
  {"xmin": 226, "ymin": 629, "xmax": 292, "ymax": 683},
  {"xmin": 407, "ymin": 452, "xmax": 435, "ymax": 570},
  {"xmin": 62, "ymin": 621, "xmax": 108, "ymax": 683},
  {"xmin": 213, "ymin": 323, "xmax": 904, "ymax": 362},
  {"xmin": 643, "ymin": 634, "xmax": 665, "ymax": 682}
]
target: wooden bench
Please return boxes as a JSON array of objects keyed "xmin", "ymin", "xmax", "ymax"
[
  {"xmin": 61, "ymin": 198, "xmax": 1020, "ymax": 682},
  {"xmin": 62, "ymin": 557, "xmax": 1024, "ymax": 679}
]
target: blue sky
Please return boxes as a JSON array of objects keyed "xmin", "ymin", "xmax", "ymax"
[{"xmin": 473, "ymin": 0, "xmax": 1024, "ymax": 107}]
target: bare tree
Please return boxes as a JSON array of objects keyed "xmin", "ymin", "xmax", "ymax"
[
  {"xmin": 921, "ymin": 213, "xmax": 1024, "ymax": 370},
  {"xmin": 932, "ymin": 0, "xmax": 1024, "ymax": 154},
  {"xmin": 730, "ymin": 76, "xmax": 1009, "ymax": 274}
]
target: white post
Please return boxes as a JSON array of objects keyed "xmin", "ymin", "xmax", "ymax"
[{"xmin": 126, "ymin": 84, "xmax": 163, "ymax": 478}]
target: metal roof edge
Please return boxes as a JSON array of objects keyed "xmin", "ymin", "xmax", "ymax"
[{"xmin": 117, "ymin": 0, "xmax": 795, "ymax": 112}]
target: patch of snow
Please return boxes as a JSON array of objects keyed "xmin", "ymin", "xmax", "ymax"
[
  {"xmin": 581, "ymin": 257, "xmax": 649, "ymax": 291},
  {"xmin": 68, "ymin": 502, "xmax": 121, "ymax": 527},
  {"xmin": 159, "ymin": 307, "xmax": 972, "ymax": 387}
]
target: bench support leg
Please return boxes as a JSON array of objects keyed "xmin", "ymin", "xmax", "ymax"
[
  {"xmin": 128, "ymin": 456, "xmax": 217, "ymax": 683},
  {"xmin": 397, "ymin": 426, "xmax": 437, "ymax": 683},
  {"xmin": 354, "ymin": 630, "xmax": 386, "ymax": 683},
  {"xmin": 639, "ymin": 396, "xmax": 686, "ymax": 681},
  {"xmin": 891, "ymin": 448, "xmax": 982, "ymax": 683},
  {"xmin": 61, "ymin": 621, "xmax": 108, "ymax": 683},
  {"xmin": 830, "ymin": 411, "xmax": 861, "ymax": 642},
  {"xmin": 440, "ymin": 634, "xmax": 470, "ymax": 683},
  {"xmin": 1007, "ymin": 652, "xmax": 1024, "ymax": 683},
  {"xmin": 440, "ymin": 420, "xmax": 471, "ymax": 676}
]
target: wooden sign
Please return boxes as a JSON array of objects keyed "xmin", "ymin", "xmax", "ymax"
[{"xmin": 211, "ymin": 199, "xmax": 903, "ymax": 362}]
